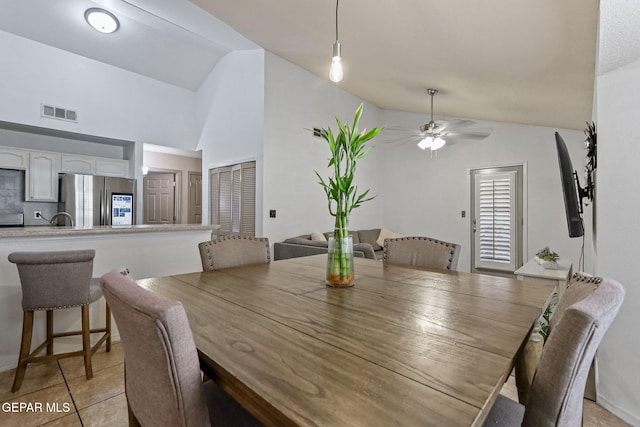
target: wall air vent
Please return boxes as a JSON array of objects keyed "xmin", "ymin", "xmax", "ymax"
[{"xmin": 41, "ymin": 103, "xmax": 78, "ymax": 123}]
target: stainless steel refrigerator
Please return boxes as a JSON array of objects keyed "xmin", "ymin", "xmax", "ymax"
[{"xmin": 58, "ymin": 174, "xmax": 136, "ymax": 226}]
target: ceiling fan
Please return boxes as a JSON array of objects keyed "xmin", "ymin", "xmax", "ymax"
[{"xmin": 383, "ymin": 89, "xmax": 492, "ymax": 151}]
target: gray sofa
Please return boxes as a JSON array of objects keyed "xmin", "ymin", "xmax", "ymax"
[{"xmin": 274, "ymin": 229, "xmax": 384, "ymax": 261}]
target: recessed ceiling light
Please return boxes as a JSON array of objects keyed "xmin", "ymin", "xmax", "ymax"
[{"xmin": 84, "ymin": 8, "xmax": 120, "ymax": 34}]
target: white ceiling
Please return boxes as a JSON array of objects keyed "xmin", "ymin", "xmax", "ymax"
[
  {"xmin": 2, "ymin": 0, "xmax": 625, "ymax": 131},
  {"xmin": 0, "ymin": 0, "xmax": 258, "ymax": 91},
  {"xmin": 193, "ymin": 0, "xmax": 600, "ymax": 130}
]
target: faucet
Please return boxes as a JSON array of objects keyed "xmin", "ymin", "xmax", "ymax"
[{"xmin": 49, "ymin": 212, "xmax": 74, "ymax": 227}]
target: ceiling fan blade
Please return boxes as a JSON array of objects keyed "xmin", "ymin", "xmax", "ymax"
[
  {"xmin": 436, "ymin": 119, "xmax": 476, "ymax": 132},
  {"xmin": 441, "ymin": 130, "xmax": 492, "ymax": 140},
  {"xmin": 383, "ymin": 126, "xmax": 423, "ymax": 132},
  {"xmin": 379, "ymin": 134, "xmax": 426, "ymax": 145},
  {"xmin": 379, "ymin": 127, "xmax": 425, "ymax": 144}
]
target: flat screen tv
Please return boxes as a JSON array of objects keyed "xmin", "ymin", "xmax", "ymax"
[{"xmin": 555, "ymin": 132, "xmax": 584, "ymax": 238}]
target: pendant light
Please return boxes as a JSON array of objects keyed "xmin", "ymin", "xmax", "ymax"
[{"xmin": 329, "ymin": 0, "xmax": 343, "ymax": 83}]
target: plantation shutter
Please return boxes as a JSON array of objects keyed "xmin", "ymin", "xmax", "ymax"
[
  {"xmin": 474, "ymin": 171, "xmax": 517, "ymax": 271},
  {"xmin": 231, "ymin": 165, "xmax": 241, "ymax": 233},
  {"xmin": 209, "ymin": 161, "xmax": 256, "ymax": 236},
  {"xmin": 209, "ymin": 170, "xmax": 220, "ymax": 226},
  {"xmin": 218, "ymin": 167, "xmax": 233, "ymax": 233},
  {"xmin": 240, "ymin": 162, "xmax": 256, "ymax": 235}
]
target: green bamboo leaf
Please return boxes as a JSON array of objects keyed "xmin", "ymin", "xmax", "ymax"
[{"xmin": 315, "ymin": 104, "xmax": 382, "ymax": 229}]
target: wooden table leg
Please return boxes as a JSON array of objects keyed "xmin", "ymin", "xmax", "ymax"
[{"xmin": 515, "ymin": 328, "xmax": 544, "ymax": 405}]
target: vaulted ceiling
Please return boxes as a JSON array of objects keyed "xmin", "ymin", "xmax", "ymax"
[{"xmin": 1, "ymin": 0, "xmax": 611, "ymax": 130}]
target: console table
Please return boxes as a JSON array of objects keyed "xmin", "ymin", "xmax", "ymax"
[{"xmin": 515, "ymin": 257, "xmax": 572, "ymax": 300}]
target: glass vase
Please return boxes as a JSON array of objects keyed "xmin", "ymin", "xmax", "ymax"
[{"xmin": 326, "ymin": 232, "xmax": 355, "ymax": 287}]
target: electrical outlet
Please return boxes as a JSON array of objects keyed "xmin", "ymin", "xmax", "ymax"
[
  {"xmin": 269, "ymin": 210, "xmax": 276, "ymax": 218},
  {"xmin": 34, "ymin": 211, "xmax": 42, "ymax": 219}
]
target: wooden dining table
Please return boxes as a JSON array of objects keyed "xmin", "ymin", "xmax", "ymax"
[{"xmin": 137, "ymin": 254, "xmax": 554, "ymax": 427}]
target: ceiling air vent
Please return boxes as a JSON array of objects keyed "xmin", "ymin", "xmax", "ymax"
[{"xmin": 41, "ymin": 103, "xmax": 78, "ymax": 123}]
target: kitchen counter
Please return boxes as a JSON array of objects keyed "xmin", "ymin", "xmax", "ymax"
[
  {"xmin": 0, "ymin": 223, "xmax": 222, "ymax": 372},
  {"xmin": 0, "ymin": 223, "xmax": 220, "ymax": 238}
]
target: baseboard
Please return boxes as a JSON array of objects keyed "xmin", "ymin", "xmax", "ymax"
[
  {"xmin": 0, "ymin": 355, "xmax": 17, "ymax": 373},
  {"xmin": 597, "ymin": 395, "xmax": 640, "ymax": 426}
]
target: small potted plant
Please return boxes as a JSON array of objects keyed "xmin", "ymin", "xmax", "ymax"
[{"xmin": 535, "ymin": 246, "xmax": 559, "ymax": 270}]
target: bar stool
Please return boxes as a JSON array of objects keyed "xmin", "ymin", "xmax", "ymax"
[{"xmin": 8, "ymin": 249, "xmax": 111, "ymax": 392}]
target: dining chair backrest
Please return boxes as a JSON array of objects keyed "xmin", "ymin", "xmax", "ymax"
[
  {"xmin": 522, "ymin": 277, "xmax": 624, "ymax": 426},
  {"xmin": 548, "ymin": 273, "xmax": 597, "ymax": 334},
  {"xmin": 101, "ymin": 269, "xmax": 209, "ymax": 427},
  {"xmin": 383, "ymin": 236, "xmax": 461, "ymax": 271},
  {"xmin": 198, "ymin": 236, "xmax": 270, "ymax": 271},
  {"xmin": 8, "ymin": 249, "xmax": 96, "ymax": 310}
]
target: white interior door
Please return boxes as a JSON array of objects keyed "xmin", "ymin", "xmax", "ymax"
[{"xmin": 143, "ymin": 172, "xmax": 175, "ymax": 224}]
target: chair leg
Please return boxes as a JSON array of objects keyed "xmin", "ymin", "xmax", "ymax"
[
  {"xmin": 105, "ymin": 302, "xmax": 112, "ymax": 352},
  {"xmin": 81, "ymin": 305, "xmax": 93, "ymax": 380},
  {"xmin": 12, "ymin": 311, "xmax": 34, "ymax": 392},
  {"xmin": 46, "ymin": 310, "xmax": 53, "ymax": 355}
]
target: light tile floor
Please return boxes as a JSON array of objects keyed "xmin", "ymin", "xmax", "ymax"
[
  {"xmin": 0, "ymin": 342, "xmax": 630, "ymax": 426},
  {"xmin": 0, "ymin": 343, "xmax": 128, "ymax": 426},
  {"xmin": 501, "ymin": 375, "xmax": 630, "ymax": 427}
]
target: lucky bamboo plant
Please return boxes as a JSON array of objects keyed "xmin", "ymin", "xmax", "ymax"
[{"xmin": 316, "ymin": 104, "xmax": 383, "ymax": 285}]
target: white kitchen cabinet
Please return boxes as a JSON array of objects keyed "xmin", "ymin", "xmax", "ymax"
[
  {"xmin": 96, "ymin": 159, "xmax": 129, "ymax": 177},
  {"xmin": 60, "ymin": 154, "xmax": 96, "ymax": 174},
  {"xmin": 27, "ymin": 151, "xmax": 60, "ymax": 201},
  {"xmin": 0, "ymin": 147, "xmax": 28, "ymax": 169}
]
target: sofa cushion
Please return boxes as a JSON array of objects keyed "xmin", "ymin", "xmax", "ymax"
[
  {"xmin": 358, "ymin": 229, "xmax": 382, "ymax": 251},
  {"xmin": 311, "ymin": 232, "xmax": 327, "ymax": 242},
  {"xmin": 284, "ymin": 237, "xmax": 328, "ymax": 247},
  {"xmin": 324, "ymin": 230, "xmax": 360, "ymax": 244},
  {"xmin": 353, "ymin": 243, "xmax": 376, "ymax": 260},
  {"xmin": 376, "ymin": 228, "xmax": 404, "ymax": 248}
]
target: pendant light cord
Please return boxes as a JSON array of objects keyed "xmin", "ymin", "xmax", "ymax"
[{"xmin": 335, "ymin": 0, "xmax": 339, "ymax": 42}]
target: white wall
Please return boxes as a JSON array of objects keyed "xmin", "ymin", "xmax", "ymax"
[
  {"xmin": 0, "ymin": 30, "xmax": 198, "ymax": 149},
  {"xmin": 263, "ymin": 52, "xmax": 384, "ymax": 245},
  {"xmin": 196, "ymin": 50, "xmax": 265, "ymax": 235},
  {"xmin": 379, "ymin": 109, "xmax": 593, "ymax": 273},
  {"xmin": 594, "ymin": 58, "xmax": 640, "ymax": 425},
  {"xmin": 261, "ymin": 51, "xmax": 593, "ymax": 276}
]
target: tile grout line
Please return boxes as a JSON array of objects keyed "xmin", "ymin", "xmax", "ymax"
[{"xmin": 56, "ymin": 360, "xmax": 84, "ymax": 427}]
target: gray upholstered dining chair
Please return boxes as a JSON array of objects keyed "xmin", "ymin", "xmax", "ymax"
[
  {"xmin": 483, "ymin": 275, "xmax": 624, "ymax": 426},
  {"xmin": 198, "ymin": 235, "xmax": 271, "ymax": 271},
  {"xmin": 101, "ymin": 269, "xmax": 263, "ymax": 427},
  {"xmin": 8, "ymin": 249, "xmax": 111, "ymax": 392},
  {"xmin": 383, "ymin": 236, "xmax": 461, "ymax": 271}
]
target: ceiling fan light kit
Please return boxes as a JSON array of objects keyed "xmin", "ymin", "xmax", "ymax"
[
  {"xmin": 329, "ymin": 0, "xmax": 343, "ymax": 83},
  {"xmin": 430, "ymin": 136, "xmax": 446, "ymax": 150},
  {"xmin": 416, "ymin": 89, "xmax": 447, "ymax": 151},
  {"xmin": 417, "ymin": 136, "xmax": 433, "ymax": 150}
]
